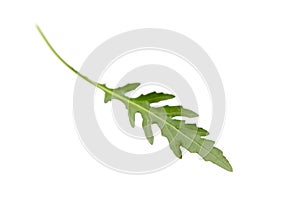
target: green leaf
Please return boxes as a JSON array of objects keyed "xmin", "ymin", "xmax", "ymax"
[{"xmin": 37, "ymin": 25, "xmax": 233, "ymax": 172}]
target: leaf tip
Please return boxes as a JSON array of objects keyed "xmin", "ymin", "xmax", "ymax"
[
  {"xmin": 129, "ymin": 119, "xmax": 135, "ymax": 128},
  {"xmin": 147, "ymin": 136, "xmax": 154, "ymax": 145},
  {"xmin": 169, "ymin": 94, "xmax": 176, "ymax": 98},
  {"xmin": 225, "ymin": 163, "xmax": 233, "ymax": 172},
  {"xmin": 133, "ymin": 82, "xmax": 141, "ymax": 87},
  {"xmin": 191, "ymin": 111, "xmax": 199, "ymax": 117}
]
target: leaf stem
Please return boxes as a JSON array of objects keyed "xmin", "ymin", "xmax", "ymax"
[{"xmin": 36, "ymin": 25, "xmax": 110, "ymax": 92}]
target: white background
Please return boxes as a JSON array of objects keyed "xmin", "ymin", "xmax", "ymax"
[{"xmin": 1, "ymin": 0, "xmax": 300, "ymax": 199}]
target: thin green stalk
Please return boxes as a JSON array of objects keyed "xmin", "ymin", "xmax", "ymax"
[{"xmin": 36, "ymin": 25, "xmax": 107, "ymax": 90}]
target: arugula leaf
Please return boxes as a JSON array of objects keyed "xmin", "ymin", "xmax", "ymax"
[{"xmin": 36, "ymin": 25, "xmax": 233, "ymax": 172}]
